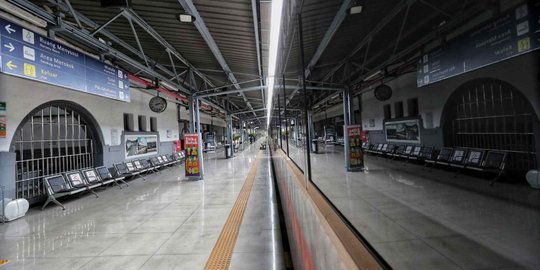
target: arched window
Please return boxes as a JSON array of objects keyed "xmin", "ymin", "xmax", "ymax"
[
  {"xmin": 442, "ymin": 78, "xmax": 537, "ymax": 174},
  {"xmin": 10, "ymin": 101, "xmax": 103, "ymax": 201}
]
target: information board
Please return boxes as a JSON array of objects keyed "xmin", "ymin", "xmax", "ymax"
[
  {"xmin": 0, "ymin": 18, "xmax": 130, "ymax": 102},
  {"xmin": 347, "ymin": 125, "xmax": 364, "ymax": 171},
  {"xmin": 184, "ymin": 133, "xmax": 201, "ymax": 178},
  {"xmin": 417, "ymin": 2, "xmax": 540, "ymax": 87}
]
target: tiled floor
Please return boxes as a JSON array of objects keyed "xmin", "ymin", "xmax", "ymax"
[
  {"xmin": 285, "ymin": 142, "xmax": 540, "ymax": 270},
  {"xmin": 0, "ymin": 140, "xmax": 284, "ymax": 270}
]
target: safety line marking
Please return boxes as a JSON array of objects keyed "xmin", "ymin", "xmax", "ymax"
[{"xmin": 204, "ymin": 151, "xmax": 262, "ymax": 270}]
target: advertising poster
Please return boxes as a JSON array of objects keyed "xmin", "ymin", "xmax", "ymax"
[
  {"xmin": 125, "ymin": 134, "xmax": 158, "ymax": 158},
  {"xmin": 184, "ymin": 133, "xmax": 201, "ymax": 178},
  {"xmin": 0, "ymin": 102, "xmax": 5, "ymax": 138},
  {"xmin": 385, "ymin": 119, "xmax": 421, "ymax": 143},
  {"xmin": 347, "ymin": 125, "xmax": 364, "ymax": 171}
]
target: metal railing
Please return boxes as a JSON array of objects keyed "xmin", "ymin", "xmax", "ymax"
[{"xmin": 13, "ymin": 106, "xmax": 96, "ymax": 200}]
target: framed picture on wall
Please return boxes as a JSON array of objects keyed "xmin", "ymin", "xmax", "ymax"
[
  {"xmin": 385, "ymin": 119, "xmax": 421, "ymax": 143},
  {"xmin": 125, "ymin": 134, "xmax": 158, "ymax": 158}
]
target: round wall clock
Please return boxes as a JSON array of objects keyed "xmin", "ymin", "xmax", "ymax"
[
  {"xmin": 374, "ymin": 84, "xmax": 392, "ymax": 101},
  {"xmin": 149, "ymin": 96, "xmax": 167, "ymax": 113}
]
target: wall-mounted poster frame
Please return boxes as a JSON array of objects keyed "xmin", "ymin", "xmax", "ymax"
[
  {"xmin": 385, "ymin": 119, "xmax": 421, "ymax": 143},
  {"xmin": 124, "ymin": 134, "xmax": 158, "ymax": 159}
]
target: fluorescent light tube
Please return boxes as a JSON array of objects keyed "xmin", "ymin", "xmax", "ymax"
[{"xmin": 266, "ymin": 0, "xmax": 284, "ymax": 127}]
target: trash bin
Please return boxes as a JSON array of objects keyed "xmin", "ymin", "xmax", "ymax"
[
  {"xmin": 224, "ymin": 144, "xmax": 231, "ymax": 159},
  {"xmin": 311, "ymin": 139, "xmax": 318, "ymax": 153}
]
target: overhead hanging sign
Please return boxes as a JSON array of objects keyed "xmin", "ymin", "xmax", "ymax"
[
  {"xmin": 0, "ymin": 18, "xmax": 130, "ymax": 102},
  {"xmin": 417, "ymin": 2, "xmax": 540, "ymax": 87}
]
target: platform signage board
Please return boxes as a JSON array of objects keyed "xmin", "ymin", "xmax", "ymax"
[
  {"xmin": 347, "ymin": 125, "xmax": 364, "ymax": 171},
  {"xmin": 0, "ymin": 18, "xmax": 130, "ymax": 102},
  {"xmin": 184, "ymin": 133, "xmax": 201, "ymax": 178},
  {"xmin": 417, "ymin": 2, "xmax": 540, "ymax": 87}
]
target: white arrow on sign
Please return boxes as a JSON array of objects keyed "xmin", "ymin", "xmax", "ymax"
[
  {"xmin": 4, "ymin": 43, "xmax": 14, "ymax": 52},
  {"xmin": 5, "ymin": 24, "xmax": 15, "ymax": 34}
]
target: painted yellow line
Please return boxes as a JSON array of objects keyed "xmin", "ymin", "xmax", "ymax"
[
  {"xmin": 204, "ymin": 151, "xmax": 262, "ymax": 270},
  {"xmin": 0, "ymin": 260, "xmax": 8, "ymax": 267}
]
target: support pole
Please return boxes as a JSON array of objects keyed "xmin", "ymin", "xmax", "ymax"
[
  {"xmin": 283, "ymin": 74, "xmax": 289, "ymax": 156},
  {"xmin": 343, "ymin": 61, "xmax": 352, "ymax": 170},
  {"xmin": 195, "ymin": 97, "xmax": 204, "ymax": 178},
  {"xmin": 278, "ymin": 94, "xmax": 282, "ymax": 148},
  {"xmin": 188, "ymin": 96, "xmax": 195, "ymax": 133},
  {"xmin": 298, "ymin": 13, "xmax": 312, "ymax": 183},
  {"xmin": 227, "ymin": 114, "xmax": 233, "ymax": 158}
]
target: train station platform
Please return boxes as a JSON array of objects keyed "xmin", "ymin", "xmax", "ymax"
[
  {"xmin": 0, "ymin": 142, "xmax": 285, "ymax": 270},
  {"xmin": 286, "ymin": 143, "xmax": 540, "ymax": 269}
]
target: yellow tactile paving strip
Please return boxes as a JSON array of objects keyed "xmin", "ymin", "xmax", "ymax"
[{"xmin": 204, "ymin": 151, "xmax": 262, "ymax": 270}]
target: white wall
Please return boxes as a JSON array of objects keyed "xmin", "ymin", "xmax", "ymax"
[
  {"xmin": 361, "ymin": 52, "xmax": 540, "ymax": 132},
  {"xmin": 0, "ymin": 74, "xmax": 226, "ymax": 152}
]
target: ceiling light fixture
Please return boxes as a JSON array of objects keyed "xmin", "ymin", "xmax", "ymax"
[
  {"xmin": 266, "ymin": 0, "xmax": 284, "ymax": 128},
  {"xmin": 179, "ymin": 14, "xmax": 195, "ymax": 23},
  {"xmin": 350, "ymin": 5, "xmax": 363, "ymax": 15}
]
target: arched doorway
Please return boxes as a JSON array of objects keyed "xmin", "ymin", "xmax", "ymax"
[
  {"xmin": 9, "ymin": 101, "xmax": 103, "ymax": 202},
  {"xmin": 441, "ymin": 78, "xmax": 538, "ymax": 175}
]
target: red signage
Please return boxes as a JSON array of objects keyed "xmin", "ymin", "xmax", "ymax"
[
  {"xmin": 360, "ymin": 130, "xmax": 368, "ymax": 142},
  {"xmin": 347, "ymin": 125, "xmax": 364, "ymax": 170},
  {"xmin": 175, "ymin": 140, "xmax": 182, "ymax": 152},
  {"xmin": 184, "ymin": 133, "xmax": 201, "ymax": 177}
]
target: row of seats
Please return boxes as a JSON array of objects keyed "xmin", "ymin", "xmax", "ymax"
[
  {"xmin": 42, "ymin": 152, "xmax": 186, "ymax": 210},
  {"xmin": 363, "ymin": 143, "xmax": 507, "ymax": 184}
]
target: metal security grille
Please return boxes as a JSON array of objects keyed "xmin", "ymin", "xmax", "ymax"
[
  {"xmin": 443, "ymin": 79, "xmax": 537, "ymax": 173},
  {"xmin": 13, "ymin": 106, "xmax": 95, "ymax": 200}
]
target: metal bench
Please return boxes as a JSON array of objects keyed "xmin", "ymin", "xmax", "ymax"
[
  {"xmin": 96, "ymin": 166, "xmax": 128, "ymax": 188},
  {"xmin": 42, "ymin": 172, "xmax": 98, "ymax": 210}
]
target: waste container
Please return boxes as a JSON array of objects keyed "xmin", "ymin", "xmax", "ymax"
[
  {"xmin": 224, "ymin": 144, "xmax": 232, "ymax": 159},
  {"xmin": 311, "ymin": 139, "xmax": 318, "ymax": 153}
]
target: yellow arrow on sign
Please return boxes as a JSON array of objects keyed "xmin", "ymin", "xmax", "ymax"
[{"xmin": 6, "ymin": 61, "xmax": 16, "ymax": 70}]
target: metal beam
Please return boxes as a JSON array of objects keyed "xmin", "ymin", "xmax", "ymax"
[
  {"xmin": 6, "ymin": 0, "xmax": 232, "ymax": 114},
  {"xmin": 63, "ymin": 0, "xmax": 82, "ymax": 29},
  {"xmin": 349, "ymin": 2, "xmax": 484, "ymax": 85},
  {"xmin": 286, "ymin": 0, "xmax": 353, "ymax": 106},
  {"xmin": 251, "ymin": 0, "xmax": 265, "ymax": 108},
  {"xmin": 126, "ymin": 16, "xmax": 149, "ymax": 67},
  {"xmin": 90, "ymin": 11, "xmax": 124, "ymax": 36},
  {"xmin": 198, "ymin": 85, "xmax": 344, "ymax": 98},
  {"xmin": 232, "ymin": 107, "xmax": 267, "ymax": 115},
  {"xmin": 177, "ymin": 0, "xmax": 257, "ymax": 117},
  {"xmin": 321, "ymin": 0, "xmax": 417, "ymax": 82},
  {"xmin": 36, "ymin": 0, "xmax": 192, "ymax": 92},
  {"xmin": 121, "ymin": 8, "xmax": 216, "ymax": 90}
]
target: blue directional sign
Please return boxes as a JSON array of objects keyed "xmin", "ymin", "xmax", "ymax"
[
  {"xmin": 417, "ymin": 1, "xmax": 540, "ymax": 87},
  {"xmin": 0, "ymin": 18, "xmax": 130, "ymax": 102}
]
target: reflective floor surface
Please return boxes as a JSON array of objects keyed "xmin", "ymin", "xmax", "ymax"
[
  {"xmin": 0, "ymin": 140, "xmax": 284, "ymax": 270},
  {"xmin": 285, "ymin": 141, "xmax": 540, "ymax": 270}
]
